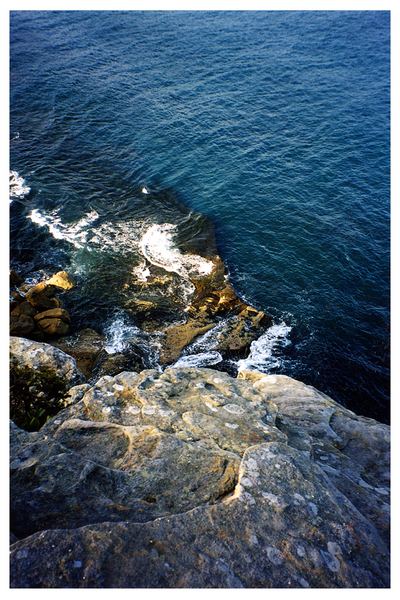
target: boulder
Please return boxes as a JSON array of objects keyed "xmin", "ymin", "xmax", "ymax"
[
  {"xmin": 10, "ymin": 337, "xmax": 84, "ymax": 431},
  {"xmin": 10, "ymin": 368, "xmax": 389, "ymax": 587},
  {"xmin": 92, "ymin": 351, "xmax": 142, "ymax": 378},
  {"xmin": 34, "ymin": 307, "xmax": 71, "ymax": 336},
  {"xmin": 216, "ymin": 307, "xmax": 272, "ymax": 358},
  {"xmin": 25, "ymin": 282, "xmax": 60, "ymax": 310}
]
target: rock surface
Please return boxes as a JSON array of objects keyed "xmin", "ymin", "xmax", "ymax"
[
  {"xmin": 10, "ymin": 337, "xmax": 84, "ymax": 430},
  {"xmin": 10, "ymin": 271, "xmax": 74, "ymax": 339},
  {"xmin": 10, "ymin": 368, "xmax": 389, "ymax": 588}
]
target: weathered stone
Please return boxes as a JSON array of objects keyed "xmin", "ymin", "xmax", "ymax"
[
  {"xmin": 216, "ymin": 308, "xmax": 272, "ymax": 357},
  {"xmin": 34, "ymin": 308, "xmax": 71, "ymax": 323},
  {"xmin": 10, "ymin": 337, "xmax": 84, "ymax": 431},
  {"xmin": 92, "ymin": 351, "xmax": 142, "ymax": 378},
  {"xmin": 33, "ymin": 308, "xmax": 71, "ymax": 336},
  {"xmin": 11, "ymin": 300, "xmax": 36, "ymax": 318},
  {"xmin": 10, "ymin": 369, "xmax": 389, "ymax": 587},
  {"xmin": 36, "ymin": 318, "xmax": 69, "ymax": 336}
]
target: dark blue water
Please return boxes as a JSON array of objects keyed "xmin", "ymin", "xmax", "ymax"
[{"xmin": 10, "ymin": 11, "xmax": 390, "ymax": 423}]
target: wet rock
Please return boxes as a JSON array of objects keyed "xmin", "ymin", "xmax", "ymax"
[
  {"xmin": 92, "ymin": 351, "xmax": 142, "ymax": 378},
  {"xmin": 10, "ymin": 337, "xmax": 84, "ymax": 431},
  {"xmin": 10, "ymin": 314, "xmax": 35, "ymax": 337},
  {"xmin": 160, "ymin": 319, "xmax": 215, "ymax": 364},
  {"xmin": 10, "ymin": 369, "xmax": 389, "ymax": 587},
  {"xmin": 10, "ymin": 269, "xmax": 23, "ymax": 288},
  {"xmin": 34, "ymin": 307, "xmax": 71, "ymax": 336},
  {"xmin": 52, "ymin": 329, "xmax": 105, "ymax": 378},
  {"xmin": 25, "ymin": 282, "xmax": 60, "ymax": 310},
  {"xmin": 216, "ymin": 308, "xmax": 271, "ymax": 358}
]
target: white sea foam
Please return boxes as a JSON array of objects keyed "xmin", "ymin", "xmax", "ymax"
[
  {"xmin": 103, "ymin": 312, "xmax": 162, "ymax": 368},
  {"xmin": 132, "ymin": 260, "xmax": 151, "ymax": 282},
  {"xmin": 104, "ymin": 314, "xmax": 145, "ymax": 354},
  {"xmin": 183, "ymin": 318, "xmax": 232, "ymax": 354},
  {"xmin": 28, "ymin": 208, "xmax": 99, "ymax": 248},
  {"xmin": 172, "ymin": 351, "xmax": 223, "ymax": 369},
  {"xmin": 237, "ymin": 322, "xmax": 292, "ymax": 373},
  {"xmin": 9, "ymin": 170, "xmax": 30, "ymax": 202},
  {"xmin": 140, "ymin": 223, "xmax": 213, "ymax": 279}
]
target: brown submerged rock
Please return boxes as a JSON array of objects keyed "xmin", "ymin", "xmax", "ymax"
[
  {"xmin": 10, "ymin": 368, "xmax": 390, "ymax": 588},
  {"xmin": 25, "ymin": 282, "xmax": 60, "ymax": 310},
  {"xmin": 160, "ymin": 319, "xmax": 215, "ymax": 364}
]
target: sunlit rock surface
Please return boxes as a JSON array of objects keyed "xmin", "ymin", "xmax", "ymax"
[{"xmin": 10, "ymin": 368, "xmax": 390, "ymax": 588}]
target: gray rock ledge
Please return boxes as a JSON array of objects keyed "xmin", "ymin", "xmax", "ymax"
[{"xmin": 10, "ymin": 367, "xmax": 390, "ymax": 588}]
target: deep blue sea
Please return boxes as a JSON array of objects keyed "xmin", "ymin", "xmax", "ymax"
[{"xmin": 10, "ymin": 11, "xmax": 390, "ymax": 423}]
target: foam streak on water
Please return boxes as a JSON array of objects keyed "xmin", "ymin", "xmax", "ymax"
[{"xmin": 28, "ymin": 209, "xmax": 99, "ymax": 249}]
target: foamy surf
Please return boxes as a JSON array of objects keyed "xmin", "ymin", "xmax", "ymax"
[
  {"xmin": 103, "ymin": 312, "xmax": 162, "ymax": 367},
  {"xmin": 237, "ymin": 322, "xmax": 292, "ymax": 373},
  {"xmin": 9, "ymin": 170, "xmax": 30, "ymax": 202},
  {"xmin": 104, "ymin": 315, "xmax": 144, "ymax": 354},
  {"xmin": 28, "ymin": 208, "xmax": 99, "ymax": 248},
  {"xmin": 172, "ymin": 351, "xmax": 223, "ymax": 368},
  {"xmin": 140, "ymin": 223, "xmax": 213, "ymax": 279}
]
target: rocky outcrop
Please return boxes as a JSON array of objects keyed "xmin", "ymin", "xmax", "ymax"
[
  {"xmin": 10, "ymin": 368, "xmax": 389, "ymax": 587},
  {"xmin": 10, "ymin": 271, "xmax": 74, "ymax": 339},
  {"xmin": 10, "ymin": 337, "xmax": 84, "ymax": 431}
]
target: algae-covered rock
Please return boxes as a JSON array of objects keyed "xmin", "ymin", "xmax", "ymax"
[
  {"xmin": 10, "ymin": 368, "xmax": 389, "ymax": 587},
  {"xmin": 10, "ymin": 337, "xmax": 84, "ymax": 430}
]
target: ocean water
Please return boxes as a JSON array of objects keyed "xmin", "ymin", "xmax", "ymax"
[{"xmin": 10, "ymin": 11, "xmax": 390, "ymax": 422}]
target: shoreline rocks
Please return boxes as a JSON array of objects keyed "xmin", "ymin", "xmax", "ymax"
[
  {"xmin": 10, "ymin": 271, "xmax": 74, "ymax": 340},
  {"xmin": 10, "ymin": 337, "xmax": 84, "ymax": 431},
  {"xmin": 10, "ymin": 367, "xmax": 390, "ymax": 587}
]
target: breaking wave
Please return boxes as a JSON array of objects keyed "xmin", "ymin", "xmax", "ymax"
[
  {"xmin": 140, "ymin": 223, "xmax": 213, "ymax": 278},
  {"xmin": 237, "ymin": 322, "xmax": 292, "ymax": 373}
]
